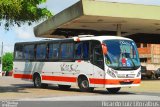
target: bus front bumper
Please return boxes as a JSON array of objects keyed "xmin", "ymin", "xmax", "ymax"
[{"xmin": 104, "ymin": 78, "xmax": 141, "ymax": 88}]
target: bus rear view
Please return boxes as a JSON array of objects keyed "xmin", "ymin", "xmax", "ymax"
[{"xmin": 13, "ymin": 35, "xmax": 141, "ymax": 94}]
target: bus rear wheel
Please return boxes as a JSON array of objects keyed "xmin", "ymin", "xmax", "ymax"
[
  {"xmin": 58, "ymin": 85, "xmax": 71, "ymax": 90},
  {"xmin": 33, "ymin": 75, "xmax": 48, "ymax": 88},
  {"xmin": 107, "ymin": 88, "xmax": 121, "ymax": 94},
  {"xmin": 78, "ymin": 77, "xmax": 94, "ymax": 92}
]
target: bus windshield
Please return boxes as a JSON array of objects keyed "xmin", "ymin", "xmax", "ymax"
[{"xmin": 104, "ymin": 40, "xmax": 140, "ymax": 70}]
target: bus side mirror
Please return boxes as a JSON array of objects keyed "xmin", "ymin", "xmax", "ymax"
[{"xmin": 102, "ymin": 44, "xmax": 108, "ymax": 55}]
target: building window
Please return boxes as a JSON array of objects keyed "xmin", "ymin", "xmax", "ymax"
[
  {"xmin": 136, "ymin": 43, "xmax": 140, "ymax": 48},
  {"xmin": 24, "ymin": 45, "xmax": 35, "ymax": 60},
  {"xmin": 140, "ymin": 58, "xmax": 147, "ymax": 62},
  {"xmin": 36, "ymin": 44, "xmax": 47, "ymax": 60},
  {"xmin": 143, "ymin": 43, "xmax": 147, "ymax": 47},
  {"xmin": 48, "ymin": 43, "xmax": 59, "ymax": 59},
  {"xmin": 60, "ymin": 43, "xmax": 73, "ymax": 59},
  {"xmin": 147, "ymin": 44, "xmax": 151, "ymax": 47}
]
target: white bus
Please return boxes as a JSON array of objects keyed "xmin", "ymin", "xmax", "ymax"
[{"xmin": 13, "ymin": 35, "xmax": 141, "ymax": 93}]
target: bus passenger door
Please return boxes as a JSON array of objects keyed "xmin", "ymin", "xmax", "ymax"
[{"xmin": 91, "ymin": 41, "xmax": 105, "ymax": 87}]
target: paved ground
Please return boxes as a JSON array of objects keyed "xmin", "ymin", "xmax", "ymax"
[{"xmin": 0, "ymin": 77, "xmax": 160, "ymax": 101}]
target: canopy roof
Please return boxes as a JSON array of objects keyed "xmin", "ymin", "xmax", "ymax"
[{"xmin": 34, "ymin": 0, "xmax": 160, "ymax": 41}]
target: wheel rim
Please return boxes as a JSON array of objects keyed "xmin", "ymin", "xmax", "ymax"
[
  {"xmin": 35, "ymin": 77, "xmax": 41, "ymax": 87},
  {"xmin": 81, "ymin": 80, "xmax": 89, "ymax": 89}
]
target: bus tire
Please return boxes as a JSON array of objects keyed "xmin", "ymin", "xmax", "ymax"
[
  {"xmin": 33, "ymin": 75, "xmax": 42, "ymax": 88},
  {"xmin": 107, "ymin": 88, "xmax": 121, "ymax": 94},
  {"xmin": 78, "ymin": 77, "xmax": 94, "ymax": 92},
  {"xmin": 33, "ymin": 75, "xmax": 48, "ymax": 88},
  {"xmin": 58, "ymin": 85, "xmax": 71, "ymax": 90}
]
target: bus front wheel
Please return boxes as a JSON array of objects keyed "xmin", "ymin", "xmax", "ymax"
[
  {"xmin": 78, "ymin": 77, "xmax": 94, "ymax": 92},
  {"xmin": 107, "ymin": 88, "xmax": 121, "ymax": 94}
]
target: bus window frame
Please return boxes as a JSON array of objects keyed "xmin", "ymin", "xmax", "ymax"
[
  {"xmin": 59, "ymin": 41, "xmax": 75, "ymax": 62},
  {"xmin": 74, "ymin": 41, "xmax": 90, "ymax": 61},
  {"xmin": 35, "ymin": 43, "xmax": 48, "ymax": 61},
  {"xmin": 23, "ymin": 44, "xmax": 35, "ymax": 61},
  {"xmin": 14, "ymin": 39, "xmax": 95, "ymax": 63},
  {"xmin": 14, "ymin": 44, "xmax": 25, "ymax": 61},
  {"xmin": 48, "ymin": 42, "xmax": 60, "ymax": 61}
]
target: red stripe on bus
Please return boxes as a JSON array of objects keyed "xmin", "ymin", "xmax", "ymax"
[
  {"xmin": 42, "ymin": 75, "xmax": 77, "ymax": 82},
  {"xmin": 13, "ymin": 74, "xmax": 32, "ymax": 79},
  {"xmin": 89, "ymin": 78, "xmax": 141, "ymax": 85},
  {"xmin": 13, "ymin": 74, "xmax": 141, "ymax": 85}
]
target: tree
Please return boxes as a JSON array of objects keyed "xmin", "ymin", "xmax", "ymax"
[
  {"xmin": 2, "ymin": 53, "xmax": 13, "ymax": 72},
  {"xmin": 0, "ymin": 0, "xmax": 52, "ymax": 30}
]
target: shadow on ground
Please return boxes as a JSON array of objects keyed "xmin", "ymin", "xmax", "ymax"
[
  {"xmin": 0, "ymin": 83, "xmax": 135, "ymax": 95},
  {"xmin": 0, "ymin": 84, "xmax": 34, "ymax": 93}
]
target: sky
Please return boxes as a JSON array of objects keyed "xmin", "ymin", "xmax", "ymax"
[{"xmin": 1, "ymin": 0, "xmax": 160, "ymax": 54}]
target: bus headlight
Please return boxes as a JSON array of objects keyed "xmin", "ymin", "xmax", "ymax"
[
  {"xmin": 137, "ymin": 71, "xmax": 141, "ymax": 77},
  {"xmin": 107, "ymin": 69, "xmax": 116, "ymax": 78}
]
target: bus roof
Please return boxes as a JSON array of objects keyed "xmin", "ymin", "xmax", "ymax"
[
  {"xmin": 74, "ymin": 35, "xmax": 132, "ymax": 42},
  {"xmin": 15, "ymin": 35, "xmax": 132, "ymax": 45}
]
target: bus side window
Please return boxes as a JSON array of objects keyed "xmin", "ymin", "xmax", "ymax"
[
  {"xmin": 15, "ymin": 45, "xmax": 23, "ymax": 60},
  {"xmin": 83, "ymin": 42, "xmax": 89, "ymax": 59},
  {"xmin": 23, "ymin": 45, "xmax": 34, "ymax": 60},
  {"xmin": 75, "ymin": 42, "xmax": 82, "ymax": 59},
  {"xmin": 75, "ymin": 42, "xmax": 89, "ymax": 60},
  {"xmin": 60, "ymin": 43, "xmax": 74, "ymax": 59},
  {"xmin": 48, "ymin": 43, "xmax": 59, "ymax": 59},
  {"xmin": 36, "ymin": 44, "xmax": 47, "ymax": 60}
]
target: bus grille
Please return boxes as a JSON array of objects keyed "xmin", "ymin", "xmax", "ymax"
[{"xmin": 117, "ymin": 74, "xmax": 135, "ymax": 78}]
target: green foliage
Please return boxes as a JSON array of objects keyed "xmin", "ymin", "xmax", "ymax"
[
  {"xmin": 0, "ymin": 0, "xmax": 52, "ymax": 30},
  {"xmin": 2, "ymin": 53, "xmax": 13, "ymax": 72}
]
